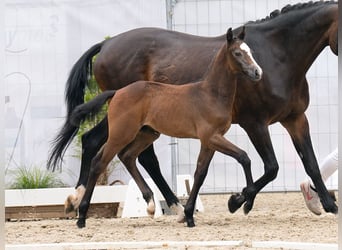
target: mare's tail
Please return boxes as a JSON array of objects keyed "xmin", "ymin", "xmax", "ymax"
[
  {"xmin": 70, "ymin": 90, "xmax": 116, "ymax": 127},
  {"xmin": 47, "ymin": 42, "xmax": 103, "ymax": 171}
]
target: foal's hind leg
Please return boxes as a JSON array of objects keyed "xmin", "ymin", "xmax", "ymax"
[
  {"xmin": 138, "ymin": 144, "xmax": 184, "ymax": 222},
  {"xmin": 118, "ymin": 127, "xmax": 184, "ymax": 221},
  {"xmin": 118, "ymin": 128, "xmax": 159, "ymax": 217}
]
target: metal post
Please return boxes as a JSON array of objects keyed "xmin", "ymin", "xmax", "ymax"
[
  {"xmin": 165, "ymin": 0, "xmax": 178, "ymax": 192},
  {"xmin": 165, "ymin": 0, "xmax": 178, "ymax": 30},
  {"xmin": 338, "ymin": 14, "xmax": 342, "ymax": 249},
  {"xmin": 0, "ymin": 1, "xmax": 5, "ymax": 248}
]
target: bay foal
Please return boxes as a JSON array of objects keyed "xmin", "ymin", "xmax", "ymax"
[{"xmin": 72, "ymin": 27, "xmax": 262, "ymax": 228}]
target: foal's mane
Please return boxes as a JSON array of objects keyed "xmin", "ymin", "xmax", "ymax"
[{"xmin": 247, "ymin": 1, "xmax": 337, "ymax": 24}]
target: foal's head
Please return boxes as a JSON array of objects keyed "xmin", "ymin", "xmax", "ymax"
[{"xmin": 226, "ymin": 27, "xmax": 262, "ymax": 81}]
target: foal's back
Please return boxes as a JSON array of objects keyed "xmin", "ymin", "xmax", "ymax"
[{"xmin": 109, "ymin": 80, "xmax": 210, "ymax": 139}]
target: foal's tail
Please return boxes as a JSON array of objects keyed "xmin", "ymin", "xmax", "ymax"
[
  {"xmin": 70, "ymin": 90, "xmax": 116, "ymax": 127},
  {"xmin": 47, "ymin": 42, "xmax": 103, "ymax": 171}
]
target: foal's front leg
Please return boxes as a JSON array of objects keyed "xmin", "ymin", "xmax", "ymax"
[{"xmin": 184, "ymin": 146, "xmax": 215, "ymax": 227}]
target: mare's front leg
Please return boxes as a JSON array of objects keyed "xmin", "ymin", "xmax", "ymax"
[
  {"xmin": 234, "ymin": 122, "xmax": 279, "ymax": 214},
  {"xmin": 281, "ymin": 114, "xmax": 338, "ymax": 214},
  {"xmin": 208, "ymin": 134, "xmax": 255, "ymax": 214},
  {"xmin": 65, "ymin": 116, "xmax": 108, "ymax": 214},
  {"xmin": 184, "ymin": 146, "xmax": 215, "ymax": 227}
]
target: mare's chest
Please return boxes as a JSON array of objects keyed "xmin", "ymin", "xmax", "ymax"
[{"xmin": 233, "ymin": 74, "xmax": 310, "ymax": 123}]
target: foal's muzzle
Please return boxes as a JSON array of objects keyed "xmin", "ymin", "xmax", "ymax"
[{"xmin": 246, "ymin": 66, "xmax": 263, "ymax": 82}]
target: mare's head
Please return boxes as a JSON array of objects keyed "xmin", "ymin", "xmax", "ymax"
[
  {"xmin": 226, "ymin": 27, "xmax": 262, "ymax": 81},
  {"xmin": 326, "ymin": 3, "xmax": 338, "ymax": 55}
]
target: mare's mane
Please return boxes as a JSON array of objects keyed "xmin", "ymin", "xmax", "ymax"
[{"xmin": 247, "ymin": 1, "xmax": 337, "ymax": 24}]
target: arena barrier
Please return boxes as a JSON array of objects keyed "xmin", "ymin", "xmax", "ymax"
[{"xmin": 5, "ymin": 241, "xmax": 337, "ymax": 250}]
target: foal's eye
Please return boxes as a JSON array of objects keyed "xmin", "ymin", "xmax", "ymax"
[{"xmin": 234, "ymin": 52, "xmax": 242, "ymax": 57}]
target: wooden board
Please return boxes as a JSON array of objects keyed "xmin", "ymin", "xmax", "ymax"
[
  {"xmin": 5, "ymin": 203, "xmax": 119, "ymax": 221},
  {"xmin": 5, "ymin": 186, "xmax": 126, "ymax": 221}
]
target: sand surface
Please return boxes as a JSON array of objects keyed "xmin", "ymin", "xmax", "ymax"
[{"xmin": 5, "ymin": 192, "xmax": 338, "ymax": 249}]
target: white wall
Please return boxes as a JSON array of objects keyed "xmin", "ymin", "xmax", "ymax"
[{"xmin": 4, "ymin": 0, "xmax": 168, "ymax": 186}]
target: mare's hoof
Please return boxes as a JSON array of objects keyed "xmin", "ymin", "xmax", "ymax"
[
  {"xmin": 64, "ymin": 195, "xmax": 74, "ymax": 213},
  {"xmin": 65, "ymin": 202, "xmax": 75, "ymax": 214},
  {"xmin": 329, "ymin": 191, "xmax": 336, "ymax": 201},
  {"xmin": 322, "ymin": 198, "xmax": 338, "ymax": 215},
  {"xmin": 76, "ymin": 218, "xmax": 86, "ymax": 228},
  {"xmin": 328, "ymin": 204, "xmax": 338, "ymax": 215},
  {"xmin": 243, "ymin": 200, "xmax": 254, "ymax": 215},
  {"xmin": 186, "ymin": 218, "xmax": 195, "ymax": 227},
  {"xmin": 228, "ymin": 194, "xmax": 244, "ymax": 213}
]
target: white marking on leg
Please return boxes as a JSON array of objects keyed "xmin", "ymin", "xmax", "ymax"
[
  {"xmin": 171, "ymin": 203, "xmax": 185, "ymax": 223},
  {"xmin": 147, "ymin": 200, "xmax": 155, "ymax": 217},
  {"xmin": 64, "ymin": 194, "xmax": 76, "ymax": 213},
  {"xmin": 64, "ymin": 185, "xmax": 86, "ymax": 213},
  {"xmin": 73, "ymin": 185, "xmax": 86, "ymax": 208}
]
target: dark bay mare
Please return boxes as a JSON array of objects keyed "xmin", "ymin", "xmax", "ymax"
[
  {"xmin": 48, "ymin": 1, "xmax": 338, "ymax": 222},
  {"xmin": 70, "ymin": 28, "xmax": 262, "ymax": 228}
]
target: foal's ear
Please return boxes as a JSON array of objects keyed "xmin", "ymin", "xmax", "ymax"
[
  {"xmin": 226, "ymin": 28, "xmax": 233, "ymax": 44},
  {"xmin": 238, "ymin": 26, "xmax": 245, "ymax": 40}
]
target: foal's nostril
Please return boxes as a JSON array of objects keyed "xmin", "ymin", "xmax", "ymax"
[{"xmin": 254, "ymin": 69, "xmax": 262, "ymax": 79}]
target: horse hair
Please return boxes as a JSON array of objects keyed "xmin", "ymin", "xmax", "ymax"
[{"xmin": 247, "ymin": 1, "xmax": 337, "ymax": 24}]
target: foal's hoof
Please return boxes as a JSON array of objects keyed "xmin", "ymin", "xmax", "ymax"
[
  {"xmin": 146, "ymin": 200, "xmax": 156, "ymax": 217},
  {"xmin": 228, "ymin": 194, "xmax": 244, "ymax": 213},
  {"xmin": 177, "ymin": 215, "xmax": 186, "ymax": 223},
  {"xmin": 76, "ymin": 218, "xmax": 86, "ymax": 228}
]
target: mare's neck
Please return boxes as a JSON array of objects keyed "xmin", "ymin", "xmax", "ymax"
[
  {"xmin": 251, "ymin": 4, "xmax": 336, "ymax": 74},
  {"xmin": 202, "ymin": 44, "xmax": 237, "ymax": 99}
]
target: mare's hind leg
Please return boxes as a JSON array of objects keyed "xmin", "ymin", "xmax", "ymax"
[
  {"xmin": 65, "ymin": 116, "xmax": 108, "ymax": 214},
  {"xmin": 77, "ymin": 120, "xmax": 141, "ymax": 228},
  {"xmin": 281, "ymin": 114, "xmax": 337, "ymax": 214},
  {"xmin": 207, "ymin": 134, "xmax": 256, "ymax": 215}
]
